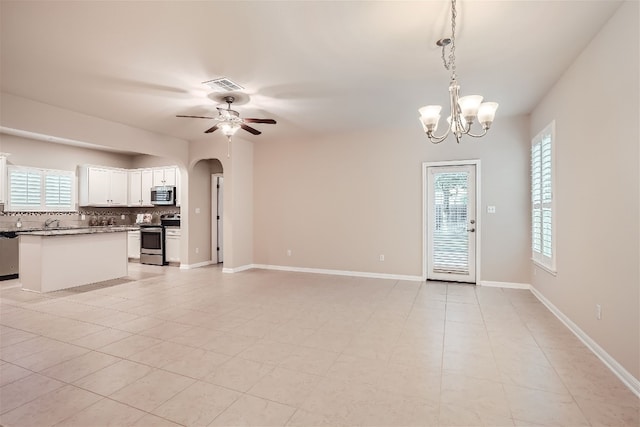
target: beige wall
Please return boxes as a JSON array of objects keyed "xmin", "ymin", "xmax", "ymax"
[
  {"xmin": 131, "ymin": 154, "xmax": 179, "ymax": 169},
  {"xmin": 229, "ymin": 139, "xmax": 253, "ymax": 269},
  {"xmin": 530, "ymin": 1, "xmax": 639, "ymax": 380},
  {"xmin": 253, "ymin": 115, "xmax": 531, "ymax": 282},
  {"xmin": 187, "ymin": 160, "xmax": 213, "ymax": 263},
  {"xmin": 424, "ymin": 115, "xmax": 531, "ymax": 283},
  {"xmin": 0, "ymin": 93, "xmax": 188, "ymax": 166},
  {"xmin": 2, "ymin": 134, "xmax": 133, "ymax": 170}
]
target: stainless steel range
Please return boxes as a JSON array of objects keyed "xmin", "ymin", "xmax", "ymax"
[
  {"xmin": 139, "ymin": 214, "xmax": 180, "ymax": 266},
  {"xmin": 139, "ymin": 224, "xmax": 165, "ymax": 266}
]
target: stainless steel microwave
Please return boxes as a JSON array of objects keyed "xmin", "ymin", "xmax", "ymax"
[{"xmin": 150, "ymin": 186, "xmax": 176, "ymax": 205}]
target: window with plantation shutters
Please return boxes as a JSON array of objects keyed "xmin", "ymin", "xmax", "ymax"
[
  {"xmin": 7, "ymin": 166, "xmax": 75, "ymax": 212},
  {"xmin": 45, "ymin": 172, "xmax": 73, "ymax": 208},
  {"xmin": 8, "ymin": 168, "xmax": 42, "ymax": 209},
  {"xmin": 531, "ymin": 121, "xmax": 556, "ymax": 272}
]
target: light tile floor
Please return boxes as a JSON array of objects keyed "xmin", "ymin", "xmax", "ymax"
[{"xmin": 0, "ymin": 264, "xmax": 638, "ymax": 426}]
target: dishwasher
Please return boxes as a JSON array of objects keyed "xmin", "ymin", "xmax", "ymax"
[{"xmin": 0, "ymin": 231, "xmax": 19, "ymax": 280}]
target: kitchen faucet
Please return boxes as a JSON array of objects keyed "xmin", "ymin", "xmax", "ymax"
[{"xmin": 44, "ymin": 218, "xmax": 60, "ymax": 228}]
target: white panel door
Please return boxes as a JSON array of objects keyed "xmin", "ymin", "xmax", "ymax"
[
  {"xmin": 427, "ymin": 165, "xmax": 476, "ymax": 283},
  {"xmin": 211, "ymin": 175, "xmax": 224, "ymax": 264}
]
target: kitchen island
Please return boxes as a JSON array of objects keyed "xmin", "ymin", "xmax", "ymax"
[{"xmin": 19, "ymin": 226, "xmax": 138, "ymax": 293}]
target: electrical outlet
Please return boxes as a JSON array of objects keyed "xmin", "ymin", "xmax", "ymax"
[
  {"xmin": 81, "ymin": 214, "xmax": 86, "ymax": 220},
  {"xmin": 195, "ymin": 208, "xmax": 201, "ymax": 214},
  {"xmin": 287, "ymin": 249, "xmax": 292, "ymax": 257},
  {"xmin": 596, "ymin": 304, "xmax": 602, "ymax": 320},
  {"xmin": 487, "ymin": 205, "xmax": 496, "ymax": 214},
  {"xmin": 379, "ymin": 254, "xmax": 385, "ymax": 261},
  {"xmin": 195, "ymin": 247, "xmax": 199, "ymax": 254},
  {"xmin": 120, "ymin": 214, "xmax": 125, "ymax": 220}
]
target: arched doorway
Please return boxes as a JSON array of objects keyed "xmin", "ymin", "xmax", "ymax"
[{"xmin": 188, "ymin": 158, "xmax": 223, "ymax": 266}]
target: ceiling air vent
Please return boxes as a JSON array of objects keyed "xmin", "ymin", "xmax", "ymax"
[{"xmin": 202, "ymin": 77, "xmax": 244, "ymax": 92}]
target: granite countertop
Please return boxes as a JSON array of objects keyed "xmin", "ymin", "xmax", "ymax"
[{"xmin": 4, "ymin": 226, "xmax": 139, "ymax": 237}]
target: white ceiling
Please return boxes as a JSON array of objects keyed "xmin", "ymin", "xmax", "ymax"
[{"xmin": 0, "ymin": 1, "xmax": 622, "ymax": 147}]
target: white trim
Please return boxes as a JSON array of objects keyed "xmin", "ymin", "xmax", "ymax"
[
  {"xmin": 222, "ymin": 264, "xmax": 254, "ymax": 274},
  {"xmin": 422, "ymin": 159, "xmax": 481, "ymax": 283},
  {"xmin": 532, "ymin": 260, "xmax": 558, "ymax": 276},
  {"xmin": 478, "ymin": 280, "xmax": 531, "ymax": 290},
  {"xmin": 224, "ymin": 263, "xmax": 422, "ymax": 281},
  {"xmin": 179, "ymin": 260, "xmax": 213, "ymax": 270},
  {"xmin": 530, "ymin": 286, "xmax": 640, "ymax": 398}
]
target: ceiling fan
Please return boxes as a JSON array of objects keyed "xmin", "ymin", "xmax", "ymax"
[{"xmin": 176, "ymin": 95, "xmax": 276, "ymax": 136}]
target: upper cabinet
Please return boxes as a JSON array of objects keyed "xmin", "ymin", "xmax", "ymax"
[
  {"xmin": 0, "ymin": 154, "xmax": 7, "ymax": 205},
  {"xmin": 152, "ymin": 166, "xmax": 179, "ymax": 206},
  {"xmin": 78, "ymin": 165, "xmax": 128, "ymax": 206},
  {"xmin": 80, "ymin": 164, "xmax": 179, "ymax": 208},
  {"xmin": 153, "ymin": 167, "xmax": 176, "ymax": 187},
  {"xmin": 128, "ymin": 169, "xmax": 153, "ymax": 207}
]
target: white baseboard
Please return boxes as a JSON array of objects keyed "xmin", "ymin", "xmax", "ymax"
[
  {"xmin": 478, "ymin": 280, "xmax": 531, "ymax": 289},
  {"xmin": 222, "ymin": 264, "xmax": 254, "ymax": 274},
  {"xmin": 179, "ymin": 260, "xmax": 213, "ymax": 270},
  {"xmin": 530, "ymin": 286, "xmax": 640, "ymax": 398},
  {"xmin": 229, "ymin": 264, "xmax": 422, "ymax": 281}
]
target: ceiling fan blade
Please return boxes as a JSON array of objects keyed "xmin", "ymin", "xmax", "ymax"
[
  {"xmin": 241, "ymin": 124, "xmax": 262, "ymax": 135},
  {"xmin": 205, "ymin": 124, "xmax": 219, "ymax": 133},
  {"xmin": 176, "ymin": 115, "xmax": 215, "ymax": 119},
  {"xmin": 244, "ymin": 118, "xmax": 277, "ymax": 124}
]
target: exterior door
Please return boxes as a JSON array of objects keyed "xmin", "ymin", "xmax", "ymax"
[{"xmin": 427, "ymin": 164, "xmax": 477, "ymax": 283}]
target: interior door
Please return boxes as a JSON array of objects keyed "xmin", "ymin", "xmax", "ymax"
[
  {"xmin": 427, "ymin": 165, "xmax": 477, "ymax": 283},
  {"xmin": 211, "ymin": 175, "xmax": 224, "ymax": 264}
]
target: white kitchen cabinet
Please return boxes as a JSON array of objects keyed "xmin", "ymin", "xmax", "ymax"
[
  {"xmin": 0, "ymin": 154, "xmax": 7, "ymax": 205},
  {"xmin": 127, "ymin": 230, "xmax": 140, "ymax": 259},
  {"xmin": 128, "ymin": 169, "xmax": 153, "ymax": 206},
  {"xmin": 78, "ymin": 165, "xmax": 128, "ymax": 206},
  {"xmin": 152, "ymin": 167, "xmax": 177, "ymax": 187},
  {"xmin": 175, "ymin": 168, "xmax": 181, "ymax": 206},
  {"xmin": 165, "ymin": 227, "xmax": 181, "ymax": 263}
]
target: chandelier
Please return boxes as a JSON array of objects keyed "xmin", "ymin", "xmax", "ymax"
[{"xmin": 418, "ymin": 0, "xmax": 498, "ymax": 144}]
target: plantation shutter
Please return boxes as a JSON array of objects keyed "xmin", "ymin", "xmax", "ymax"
[
  {"xmin": 531, "ymin": 122, "xmax": 555, "ymax": 271},
  {"xmin": 531, "ymin": 142, "xmax": 542, "ymax": 255},
  {"xmin": 7, "ymin": 166, "xmax": 75, "ymax": 212},
  {"xmin": 8, "ymin": 168, "xmax": 42, "ymax": 210},
  {"xmin": 540, "ymin": 132, "xmax": 553, "ymax": 259}
]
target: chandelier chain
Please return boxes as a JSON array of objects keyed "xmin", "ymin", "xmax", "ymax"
[{"xmin": 441, "ymin": 0, "xmax": 457, "ymax": 80}]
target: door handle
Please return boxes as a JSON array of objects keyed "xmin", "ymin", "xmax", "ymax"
[{"xmin": 467, "ymin": 227, "xmax": 476, "ymax": 232}]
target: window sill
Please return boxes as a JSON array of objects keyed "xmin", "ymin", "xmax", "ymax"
[{"xmin": 532, "ymin": 259, "xmax": 557, "ymax": 276}]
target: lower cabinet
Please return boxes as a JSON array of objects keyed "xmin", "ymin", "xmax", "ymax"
[
  {"xmin": 127, "ymin": 231, "xmax": 140, "ymax": 259},
  {"xmin": 165, "ymin": 228, "xmax": 181, "ymax": 263}
]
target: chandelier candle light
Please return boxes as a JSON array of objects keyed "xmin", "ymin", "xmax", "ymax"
[{"xmin": 419, "ymin": 0, "xmax": 498, "ymax": 144}]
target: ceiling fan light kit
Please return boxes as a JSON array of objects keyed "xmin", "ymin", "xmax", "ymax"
[
  {"xmin": 177, "ymin": 94, "xmax": 276, "ymax": 157},
  {"xmin": 419, "ymin": 0, "xmax": 498, "ymax": 144}
]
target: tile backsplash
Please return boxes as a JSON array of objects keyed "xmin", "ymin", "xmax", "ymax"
[{"xmin": 0, "ymin": 206, "xmax": 180, "ymax": 230}]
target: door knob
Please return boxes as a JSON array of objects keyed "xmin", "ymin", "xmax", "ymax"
[{"xmin": 467, "ymin": 227, "xmax": 476, "ymax": 232}]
